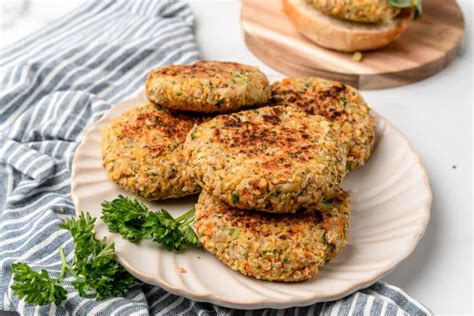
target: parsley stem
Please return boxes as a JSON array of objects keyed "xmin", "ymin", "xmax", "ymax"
[
  {"xmin": 59, "ymin": 247, "xmax": 76, "ymax": 279},
  {"xmin": 175, "ymin": 208, "xmax": 195, "ymax": 223},
  {"xmin": 59, "ymin": 247, "xmax": 68, "ymax": 280}
]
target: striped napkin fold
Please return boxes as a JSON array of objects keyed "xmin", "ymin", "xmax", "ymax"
[{"xmin": 0, "ymin": 0, "xmax": 430, "ymax": 315}]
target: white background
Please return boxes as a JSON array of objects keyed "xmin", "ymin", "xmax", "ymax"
[{"xmin": 1, "ymin": 0, "xmax": 472, "ymax": 314}]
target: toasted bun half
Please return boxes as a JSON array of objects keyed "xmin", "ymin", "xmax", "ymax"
[{"xmin": 283, "ymin": 0, "xmax": 414, "ymax": 52}]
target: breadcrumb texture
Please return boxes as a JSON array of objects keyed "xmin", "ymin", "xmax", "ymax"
[
  {"xmin": 145, "ymin": 61, "xmax": 270, "ymax": 113},
  {"xmin": 101, "ymin": 104, "xmax": 205, "ymax": 200},
  {"xmin": 306, "ymin": 0, "xmax": 401, "ymax": 24},
  {"xmin": 195, "ymin": 189, "xmax": 350, "ymax": 282},
  {"xmin": 270, "ymin": 77, "xmax": 376, "ymax": 170},
  {"xmin": 184, "ymin": 105, "xmax": 347, "ymax": 213}
]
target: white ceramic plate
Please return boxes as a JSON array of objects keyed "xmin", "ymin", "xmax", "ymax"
[{"xmin": 71, "ymin": 91, "xmax": 431, "ymax": 310}]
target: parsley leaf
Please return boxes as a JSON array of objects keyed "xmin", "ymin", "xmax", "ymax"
[
  {"xmin": 215, "ymin": 98, "xmax": 225, "ymax": 107},
  {"xmin": 101, "ymin": 196, "xmax": 201, "ymax": 252},
  {"xmin": 101, "ymin": 195, "xmax": 151, "ymax": 242},
  {"xmin": 11, "ymin": 263, "xmax": 67, "ymax": 306},
  {"xmin": 388, "ymin": 0, "xmax": 423, "ymax": 18},
  {"xmin": 322, "ymin": 197, "xmax": 334, "ymax": 204},
  {"xmin": 149, "ymin": 208, "xmax": 202, "ymax": 251},
  {"xmin": 232, "ymin": 192, "xmax": 240, "ymax": 203},
  {"xmin": 11, "ymin": 194, "xmax": 201, "ymax": 307},
  {"xmin": 11, "ymin": 213, "xmax": 135, "ymax": 306},
  {"xmin": 60, "ymin": 213, "xmax": 135, "ymax": 299}
]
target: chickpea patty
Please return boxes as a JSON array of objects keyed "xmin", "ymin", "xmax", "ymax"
[
  {"xmin": 270, "ymin": 77, "xmax": 376, "ymax": 170},
  {"xmin": 145, "ymin": 61, "xmax": 270, "ymax": 113},
  {"xmin": 101, "ymin": 104, "xmax": 205, "ymax": 200},
  {"xmin": 184, "ymin": 106, "xmax": 347, "ymax": 213},
  {"xmin": 194, "ymin": 189, "xmax": 350, "ymax": 282},
  {"xmin": 306, "ymin": 0, "xmax": 401, "ymax": 24}
]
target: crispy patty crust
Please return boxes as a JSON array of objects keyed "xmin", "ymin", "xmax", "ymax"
[
  {"xmin": 270, "ymin": 77, "xmax": 376, "ymax": 170},
  {"xmin": 195, "ymin": 189, "xmax": 350, "ymax": 282},
  {"xmin": 306, "ymin": 0, "xmax": 401, "ymax": 24},
  {"xmin": 184, "ymin": 106, "xmax": 347, "ymax": 213},
  {"xmin": 145, "ymin": 61, "xmax": 270, "ymax": 113},
  {"xmin": 101, "ymin": 104, "xmax": 204, "ymax": 200}
]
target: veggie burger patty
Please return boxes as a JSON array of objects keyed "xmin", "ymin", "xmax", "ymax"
[
  {"xmin": 101, "ymin": 103, "xmax": 205, "ymax": 200},
  {"xmin": 195, "ymin": 189, "xmax": 350, "ymax": 282},
  {"xmin": 270, "ymin": 77, "xmax": 376, "ymax": 170},
  {"xmin": 184, "ymin": 105, "xmax": 348, "ymax": 213},
  {"xmin": 305, "ymin": 0, "xmax": 402, "ymax": 24},
  {"xmin": 145, "ymin": 61, "xmax": 271, "ymax": 113}
]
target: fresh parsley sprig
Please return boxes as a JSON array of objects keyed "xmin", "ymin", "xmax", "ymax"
[
  {"xmin": 101, "ymin": 195, "xmax": 151, "ymax": 242},
  {"xmin": 11, "ymin": 261, "xmax": 67, "ymax": 306},
  {"xmin": 147, "ymin": 208, "xmax": 202, "ymax": 251},
  {"xmin": 388, "ymin": 0, "xmax": 423, "ymax": 18},
  {"xmin": 11, "ymin": 196, "xmax": 200, "ymax": 306},
  {"xmin": 101, "ymin": 195, "xmax": 201, "ymax": 251},
  {"xmin": 11, "ymin": 213, "xmax": 135, "ymax": 306},
  {"xmin": 60, "ymin": 214, "xmax": 135, "ymax": 299}
]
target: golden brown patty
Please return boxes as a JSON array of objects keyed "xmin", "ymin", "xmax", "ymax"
[
  {"xmin": 184, "ymin": 105, "xmax": 347, "ymax": 213},
  {"xmin": 145, "ymin": 61, "xmax": 270, "ymax": 113},
  {"xmin": 306, "ymin": 0, "xmax": 401, "ymax": 24},
  {"xmin": 195, "ymin": 189, "xmax": 350, "ymax": 282},
  {"xmin": 101, "ymin": 104, "xmax": 205, "ymax": 200},
  {"xmin": 270, "ymin": 77, "xmax": 376, "ymax": 170}
]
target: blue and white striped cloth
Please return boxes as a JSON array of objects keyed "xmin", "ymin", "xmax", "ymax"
[{"xmin": 0, "ymin": 1, "xmax": 431, "ymax": 315}]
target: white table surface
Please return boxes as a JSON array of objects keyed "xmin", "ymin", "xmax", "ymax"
[{"xmin": 1, "ymin": 1, "xmax": 472, "ymax": 314}]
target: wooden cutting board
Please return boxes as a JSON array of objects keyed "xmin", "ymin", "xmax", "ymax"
[{"xmin": 241, "ymin": 0, "xmax": 464, "ymax": 89}]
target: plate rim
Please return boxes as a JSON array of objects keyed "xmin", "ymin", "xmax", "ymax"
[{"xmin": 70, "ymin": 91, "xmax": 432, "ymax": 309}]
